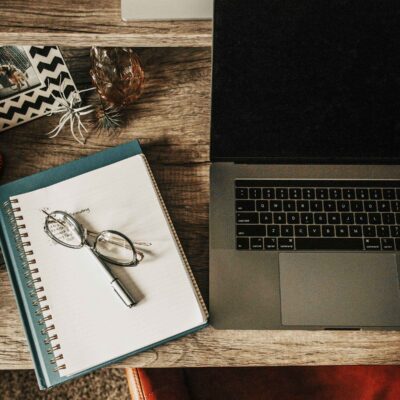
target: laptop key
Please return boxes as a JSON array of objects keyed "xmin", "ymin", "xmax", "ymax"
[
  {"xmin": 281, "ymin": 225, "xmax": 294, "ymax": 236},
  {"xmin": 256, "ymin": 200, "xmax": 269, "ymax": 211},
  {"xmin": 336, "ymin": 226, "xmax": 349, "ymax": 237},
  {"xmin": 329, "ymin": 188, "xmax": 342, "ymax": 199},
  {"xmin": 368, "ymin": 213, "xmax": 382, "ymax": 225},
  {"xmin": 363, "ymin": 225, "xmax": 376, "ymax": 237},
  {"xmin": 378, "ymin": 201, "xmax": 390, "ymax": 212},
  {"xmin": 377, "ymin": 225, "xmax": 390, "ymax": 237},
  {"xmin": 315, "ymin": 213, "xmax": 327, "ymax": 224},
  {"xmin": 338, "ymin": 201, "xmax": 350, "ymax": 212},
  {"xmin": 381, "ymin": 238, "xmax": 395, "ymax": 251},
  {"xmin": 349, "ymin": 225, "xmax": 362, "ymax": 237},
  {"xmin": 328, "ymin": 213, "xmax": 340, "ymax": 224},
  {"xmin": 297, "ymin": 201, "xmax": 310, "ymax": 212},
  {"xmin": 237, "ymin": 225, "xmax": 266, "ymax": 236},
  {"xmin": 249, "ymin": 188, "xmax": 262, "ymax": 199},
  {"xmin": 264, "ymin": 238, "xmax": 277, "ymax": 250},
  {"xmin": 235, "ymin": 188, "xmax": 248, "ymax": 199},
  {"xmin": 303, "ymin": 188, "xmax": 315, "ymax": 200},
  {"xmin": 263, "ymin": 188, "xmax": 275, "ymax": 199},
  {"xmin": 369, "ymin": 189, "xmax": 382, "ymax": 200},
  {"xmin": 274, "ymin": 213, "xmax": 286, "ymax": 224},
  {"xmin": 287, "ymin": 213, "xmax": 300, "ymax": 224},
  {"xmin": 236, "ymin": 212, "xmax": 258, "ymax": 224},
  {"xmin": 356, "ymin": 188, "xmax": 369, "ymax": 199},
  {"xmin": 383, "ymin": 189, "xmax": 396, "ymax": 200},
  {"xmin": 295, "ymin": 225, "xmax": 307, "ymax": 237},
  {"xmin": 322, "ymin": 225, "xmax": 335, "ymax": 237},
  {"xmin": 270, "ymin": 200, "xmax": 282, "ymax": 211},
  {"xmin": 251, "ymin": 238, "xmax": 264, "ymax": 250},
  {"xmin": 351, "ymin": 201, "xmax": 363, "ymax": 212},
  {"xmin": 301, "ymin": 213, "xmax": 313, "ymax": 224},
  {"xmin": 343, "ymin": 188, "xmax": 355, "ymax": 199},
  {"xmin": 390, "ymin": 226, "xmax": 399, "ymax": 237},
  {"xmin": 308, "ymin": 225, "xmax": 321, "ymax": 237},
  {"xmin": 364, "ymin": 238, "xmax": 381, "ymax": 250},
  {"xmin": 260, "ymin": 212, "xmax": 273, "ymax": 224},
  {"xmin": 289, "ymin": 188, "xmax": 301, "ymax": 199},
  {"xmin": 236, "ymin": 237, "xmax": 249, "ymax": 250},
  {"xmin": 278, "ymin": 238, "xmax": 295, "ymax": 250},
  {"xmin": 236, "ymin": 200, "xmax": 255, "ymax": 211},
  {"xmin": 365, "ymin": 201, "xmax": 377, "ymax": 212},
  {"xmin": 341, "ymin": 213, "xmax": 354, "ymax": 225},
  {"xmin": 392, "ymin": 201, "xmax": 400, "ymax": 212},
  {"xmin": 267, "ymin": 225, "xmax": 280, "ymax": 237},
  {"xmin": 276, "ymin": 188, "xmax": 288, "ymax": 199},
  {"xmin": 396, "ymin": 239, "xmax": 400, "ymax": 251},
  {"xmin": 324, "ymin": 201, "xmax": 336, "ymax": 212},
  {"xmin": 283, "ymin": 200, "xmax": 296, "ymax": 211},
  {"xmin": 355, "ymin": 213, "xmax": 368, "ymax": 224},
  {"xmin": 296, "ymin": 238, "xmax": 363, "ymax": 250},
  {"xmin": 310, "ymin": 200, "xmax": 323, "ymax": 212},
  {"xmin": 382, "ymin": 213, "xmax": 395, "ymax": 224},
  {"xmin": 316, "ymin": 188, "xmax": 329, "ymax": 199}
]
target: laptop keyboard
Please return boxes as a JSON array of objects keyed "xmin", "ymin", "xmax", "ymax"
[{"xmin": 235, "ymin": 180, "xmax": 400, "ymax": 251}]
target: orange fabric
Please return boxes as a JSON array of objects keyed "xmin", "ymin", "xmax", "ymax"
[
  {"xmin": 127, "ymin": 367, "xmax": 190, "ymax": 400},
  {"xmin": 127, "ymin": 366, "xmax": 400, "ymax": 400}
]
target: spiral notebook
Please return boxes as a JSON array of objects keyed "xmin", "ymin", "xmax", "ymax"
[{"xmin": 0, "ymin": 140, "xmax": 208, "ymax": 389}]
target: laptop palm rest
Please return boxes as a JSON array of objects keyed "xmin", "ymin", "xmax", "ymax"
[{"xmin": 279, "ymin": 253, "xmax": 400, "ymax": 327}]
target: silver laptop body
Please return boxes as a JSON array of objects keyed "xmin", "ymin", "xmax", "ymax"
[
  {"xmin": 210, "ymin": 0, "xmax": 400, "ymax": 330},
  {"xmin": 121, "ymin": 0, "xmax": 213, "ymax": 20}
]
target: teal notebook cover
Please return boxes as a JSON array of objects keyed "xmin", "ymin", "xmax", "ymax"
[{"xmin": 0, "ymin": 140, "xmax": 207, "ymax": 389}]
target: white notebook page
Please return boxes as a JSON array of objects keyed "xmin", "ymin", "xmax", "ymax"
[{"xmin": 12, "ymin": 154, "xmax": 206, "ymax": 376}]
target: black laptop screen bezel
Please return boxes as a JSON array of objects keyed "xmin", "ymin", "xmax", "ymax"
[{"xmin": 210, "ymin": 0, "xmax": 400, "ymax": 165}]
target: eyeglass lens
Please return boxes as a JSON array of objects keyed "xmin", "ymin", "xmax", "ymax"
[
  {"xmin": 46, "ymin": 212, "xmax": 83, "ymax": 248},
  {"xmin": 95, "ymin": 231, "xmax": 136, "ymax": 265}
]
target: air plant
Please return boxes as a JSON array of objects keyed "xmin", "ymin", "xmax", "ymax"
[
  {"xmin": 46, "ymin": 83, "xmax": 95, "ymax": 145},
  {"xmin": 94, "ymin": 103, "xmax": 123, "ymax": 133}
]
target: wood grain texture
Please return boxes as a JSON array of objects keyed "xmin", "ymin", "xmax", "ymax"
[
  {"xmin": 0, "ymin": 1, "xmax": 212, "ymax": 47},
  {"xmin": 1, "ymin": 47, "xmax": 400, "ymax": 370}
]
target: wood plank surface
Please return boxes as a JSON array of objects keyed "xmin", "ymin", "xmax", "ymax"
[
  {"xmin": 0, "ymin": 1, "xmax": 212, "ymax": 47},
  {"xmin": 1, "ymin": 47, "xmax": 400, "ymax": 370}
]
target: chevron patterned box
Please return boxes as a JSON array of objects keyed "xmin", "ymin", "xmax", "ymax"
[{"xmin": 0, "ymin": 46, "xmax": 79, "ymax": 132}]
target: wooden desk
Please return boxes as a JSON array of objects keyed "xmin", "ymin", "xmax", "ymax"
[
  {"xmin": 0, "ymin": 0, "xmax": 212, "ymax": 47},
  {"xmin": 0, "ymin": 47, "xmax": 400, "ymax": 371}
]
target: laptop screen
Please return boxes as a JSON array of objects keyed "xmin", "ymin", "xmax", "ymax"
[{"xmin": 211, "ymin": 0, "xmax": 400, "ymax": 163}]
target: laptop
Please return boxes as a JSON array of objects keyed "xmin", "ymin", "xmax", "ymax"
[
  {"xmin": 121, "ymin": 0, "xmax": 213, "ymax": 20},
  {"xmin": 210, "ymin": 0, "xmax": 400, "ymax": 330}
]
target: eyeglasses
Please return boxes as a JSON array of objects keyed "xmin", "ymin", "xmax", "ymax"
[
  {"xmin": 43, "ymin": 210, "xmax": 150, "ymax": 307},
  {"xmin": 43, "ymin": 210, "xmax": 146, "ymax": 266}
]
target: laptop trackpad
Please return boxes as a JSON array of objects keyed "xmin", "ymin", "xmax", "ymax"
[{"xmin": 279, "ymin": 253, "xmax": 400, "ymax": 327}]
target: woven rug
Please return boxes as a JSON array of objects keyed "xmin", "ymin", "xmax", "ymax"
[{"xmin": 0, "ymin": 368, "xmax": 130, "ymax": 400}]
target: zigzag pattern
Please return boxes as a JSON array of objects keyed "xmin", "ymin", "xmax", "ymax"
[
  {"xmin": 0, "ymin": 46, "xmax": 79, "ymax": 132},
  {"xmin": 29, "ymin": 46, "xmax": 57, "ymax": 58},
  {"xmin": 37, "ymin": 57, "xmax": 65, "ymax": 73}
]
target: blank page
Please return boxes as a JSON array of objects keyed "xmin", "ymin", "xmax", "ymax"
[{"xmin": 12, "ymin": 154, "xmax": 206, "ymax": 376}]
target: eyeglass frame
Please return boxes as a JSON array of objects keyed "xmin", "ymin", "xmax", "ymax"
[{"xmin": 43, "ymin": 210, "xmax": 143, "ymax": 267}]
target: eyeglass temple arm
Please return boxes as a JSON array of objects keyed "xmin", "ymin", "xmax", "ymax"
[{"xmin": 86, "ymin": 230, "xmax": 152, "ymax": 247}]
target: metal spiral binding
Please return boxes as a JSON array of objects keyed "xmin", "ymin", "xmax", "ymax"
[{"xmin": 3, "ymin": 199, "xmax": 66, "ymax": 373}]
